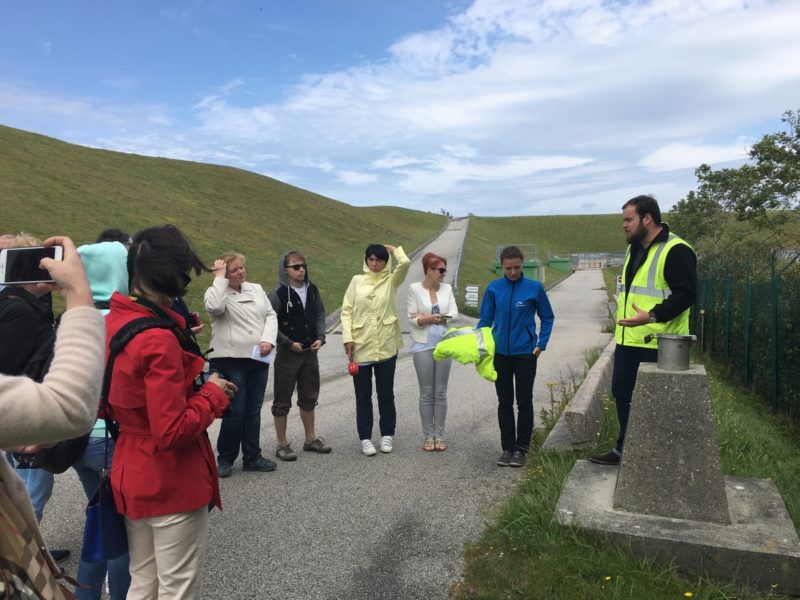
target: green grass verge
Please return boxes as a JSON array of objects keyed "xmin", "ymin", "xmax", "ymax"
[
  {"xmin": 601, "ymin": 267, "xmax": 619, "ymax": 303},
  {"xmin": 453, "ymin": 361, "xmax": 799, "ymax": 599}
]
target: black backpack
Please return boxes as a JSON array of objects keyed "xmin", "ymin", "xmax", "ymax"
[{"xmin": 16, "ymin": 296, "xmax": 202, "ymax": 472}]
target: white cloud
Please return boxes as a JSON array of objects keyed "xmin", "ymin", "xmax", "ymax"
[
  {"xmin": 640, "ymin": 140, "xmax": 750, "ymax": 172},
  {"xmin": 291, "ymin": 158, "xmax": 335, "ymax": 172},
  {"xmin": 396, "ymin": 153, "xmax": 593, "ymax": 195},
  {"xmin": 371, "ymin": 153, "xmax": 425, "ymax": 169},
  {"xmin": 337, "ymin": 170, "xmax": 378, "ymax": 185}
]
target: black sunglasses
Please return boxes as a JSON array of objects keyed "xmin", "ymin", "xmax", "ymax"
[
  {"xmin": 431, "ymin": 267, "xmax": 446, "ymax": 274},
  {"xmin": 286, "ymin": 263, "xmax": 307, "ymax": 271}
]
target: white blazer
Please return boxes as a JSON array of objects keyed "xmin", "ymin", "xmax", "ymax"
[
  {"xmin": 406, "ymin": 281, "xmax": 458, "ymax": 344},
  {"xmin": 204, "ymin": 277, "xmax": 278, "ymax": 359}
]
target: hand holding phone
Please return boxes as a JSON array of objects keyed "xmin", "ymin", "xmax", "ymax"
[
  {"xmin": 41, "ymin": 237, "xmax": 94, "ymax": 309},
  {"xmin": 0, "ymin": 245, "xmax": 64, "ymax": 284}
]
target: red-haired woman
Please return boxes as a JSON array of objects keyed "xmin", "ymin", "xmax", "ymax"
[{"xmin": 406, "ymin": 252, "xmax": 458, "ymax": 451}]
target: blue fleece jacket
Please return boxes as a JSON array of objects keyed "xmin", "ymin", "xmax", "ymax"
[{"xmin": 477, "ymin": 274, "xmax": 555, "ymax": 356}]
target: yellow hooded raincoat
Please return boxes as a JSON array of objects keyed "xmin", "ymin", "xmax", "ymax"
[{"xmin": 341, "ymin": 246, "xmax": 410, "ymax": 364}]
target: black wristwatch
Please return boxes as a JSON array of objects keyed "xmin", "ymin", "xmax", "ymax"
[{"xmin": 648, "ymin": 311, "xmax": 657, "ymax": 323}]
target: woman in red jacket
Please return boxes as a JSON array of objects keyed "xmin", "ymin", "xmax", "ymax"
[{"xmin": 105, "ymin": 225, "xmax": 235, "ymax": 600}]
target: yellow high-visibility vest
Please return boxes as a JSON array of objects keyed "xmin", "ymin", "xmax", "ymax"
[{"xmin": 615, "ymin": 234, "xmax": 693, "ymax": 349}]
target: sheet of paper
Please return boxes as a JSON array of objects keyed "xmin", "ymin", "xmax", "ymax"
[{"xmin": 251, "ymin": 345, "xmax": 275, "ymax": 364}]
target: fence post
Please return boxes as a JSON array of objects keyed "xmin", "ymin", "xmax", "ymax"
[
  {"xmin": 770, "ymin": 252, "xmax": 778, "ymax": 413},
  {"xmin": 709, "ymin": 277, "xmax": 717, "ymax": 356},
  {"xmin": 743, "ymin": 276, "xmax": 751, "ymax": 386},
  {"xmin": 724, "ymin": 276, "xmax": 732, "ymax": 363}
]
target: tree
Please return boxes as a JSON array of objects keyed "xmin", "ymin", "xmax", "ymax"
[{"xmin": 675, "ymin": 109, "xmax": 800, "ymax": 246}]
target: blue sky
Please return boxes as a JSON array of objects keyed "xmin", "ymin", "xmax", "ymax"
[{"xmin": 2, "ymin": 0, "xmax": 799, "ymax": 216}]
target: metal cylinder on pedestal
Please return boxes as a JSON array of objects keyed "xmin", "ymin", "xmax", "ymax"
[{"xmin": 656, "ymin": 333, "xmax": 696, "ymax": 371}]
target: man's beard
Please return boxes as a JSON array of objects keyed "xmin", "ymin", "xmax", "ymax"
[{"xmin": 626, "ymin": 222, "xmax": 647, "ymax": 244}]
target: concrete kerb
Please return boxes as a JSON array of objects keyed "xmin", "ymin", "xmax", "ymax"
[{"xmin": 542, "ymin": 337, "xmax": 615, "ymax": 450}]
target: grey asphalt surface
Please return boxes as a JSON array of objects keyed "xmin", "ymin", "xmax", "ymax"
[{"xmin": 39, "ymin": 223, "xmax": 611, "ymax": 599}]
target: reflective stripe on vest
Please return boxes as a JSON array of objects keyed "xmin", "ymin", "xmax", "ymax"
[
  {"xmin": 475, "ymin": 328, "xmax": 487, "ymax": 360},
  {"xmin": 442, "ymin": 327, "xmax": 487, "ymax": 359},
  {"xmin": 615, "ymin": 233, "xmax": 692, "ymax": 349},
  {"xmin": 627, "ymin": 237, "xmax": 673, "ymax": 299}
]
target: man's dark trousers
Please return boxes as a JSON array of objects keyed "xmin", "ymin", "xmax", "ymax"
[{"xmin": 612, "ymin": 344, "xmax": 658, "ymax": 453}]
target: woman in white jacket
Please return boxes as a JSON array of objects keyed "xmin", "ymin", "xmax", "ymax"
[
  {"xmin": 204, "ymin": 251, "xmax": 278, "ymax": 477},
  {"xmin": 407, "ymin": 252, "xmax": 458, "ymax": 452}
]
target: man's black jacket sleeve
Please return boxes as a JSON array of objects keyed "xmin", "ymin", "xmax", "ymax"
[{"xmin": 652, "ymin": 244, "xmax": 697, "ymax": 323}]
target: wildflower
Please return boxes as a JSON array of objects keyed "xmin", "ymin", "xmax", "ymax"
[
  {"xmin": 684, "ymin": 593, "xmax": 694, "ymax": 598},
  {"xmin": 604, "ymin": 576, "xmax": 612, "ymax": 582}
]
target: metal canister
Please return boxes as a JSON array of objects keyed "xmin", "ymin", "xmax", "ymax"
[{"xmin": 655, "ymin": 333, "xmax": 696, "ymax": 371}]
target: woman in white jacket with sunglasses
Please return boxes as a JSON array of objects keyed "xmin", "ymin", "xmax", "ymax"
[{"xmin": 407, "ymin": 252, "xmax": 458, "ymax": 452}]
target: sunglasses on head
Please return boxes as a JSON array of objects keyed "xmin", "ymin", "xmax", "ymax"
[
  {"xmin": 431, "ymin": 267, "xmax": 446, "ymax": 274},
  {"xmin": 286, "ymin": 263, "xmax": 307, "ymax": 271}
]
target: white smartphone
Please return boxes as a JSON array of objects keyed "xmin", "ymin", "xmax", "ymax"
[{"xmin": 0, "ymin": 246, "xmax": 64, "ymax": 284}]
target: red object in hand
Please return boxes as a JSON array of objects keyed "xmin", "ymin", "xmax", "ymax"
[{"xmin": 348, "ymin": 361, "xmax": 359, "ymax": 376}]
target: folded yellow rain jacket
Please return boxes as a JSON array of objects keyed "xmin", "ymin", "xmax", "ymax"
[{"xmin": 432, "ymin": 326, "xmax": 497, "ymax": 382}]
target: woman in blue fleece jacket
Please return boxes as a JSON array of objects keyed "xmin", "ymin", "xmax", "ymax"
[{"xmin": 477, "ymin": 245, "xmax": 555, "ymax": 468}]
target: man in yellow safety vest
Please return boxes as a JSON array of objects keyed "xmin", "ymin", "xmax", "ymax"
[{"xmin": 589, "ymin": 195, "xmax": 697, "ymax": 466}]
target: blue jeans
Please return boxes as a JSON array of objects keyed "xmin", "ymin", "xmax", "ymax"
[
  {"xmin": 612, "ymin": 344, "xmax": 658, "ymax": 453},
  {"xmin": 9, "ymin": 456, "xmax": 54, "ymax": 523},
  {"xmin": 73, "ymin": 437, "xmax": 131, "ymax": 600},
  {"xmin": 353, "ymin": 355, "xmax": 397, "ymax": 440},
  {"xmin": 212, "ymin": 358, "xmax": 270, "ymax": 466}
]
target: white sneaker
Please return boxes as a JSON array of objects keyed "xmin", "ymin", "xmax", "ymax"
[
  {"xmin": 361, "ymin": 439, "xmax": 377, "ymax": 456},
  {"xmin": 379, "ymin": 436, "xmax": 393, "ymax": 453}
]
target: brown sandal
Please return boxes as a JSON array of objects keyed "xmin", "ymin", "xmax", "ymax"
[
  {"xmin": 423, "ymin": 438, "xmax": 435, "ymax": 452},
  {"xmin": 434, "ymin": 438, "xmax": 447, "ymax": 451}
]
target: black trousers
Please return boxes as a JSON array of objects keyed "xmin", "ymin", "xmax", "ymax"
[
  {"xmin": 612, "ymin": 344, "xmax": 658, "ymax": 453},
  {"xmin": 353, "ymin": 355, "xmax": 397, "ymax": 440},
  {"xmin": 493, "ymin": 353, "xmax": 537, "ymax": 453}
]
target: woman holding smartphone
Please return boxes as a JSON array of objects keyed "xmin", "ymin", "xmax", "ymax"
[{"xmin": 407, "ymin": 252, "xmax": 458, "ymax": 452}]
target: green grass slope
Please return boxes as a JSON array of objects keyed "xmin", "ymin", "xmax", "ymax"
[
  {"xmin": 458, "ymin": 215, "xmax": 625, "ymax": 312},
  {"xmin": 0, "ymin": 124, "xmax": 446, "ymax": 322}
]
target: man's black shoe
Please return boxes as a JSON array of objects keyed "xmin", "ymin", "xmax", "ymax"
[
  {"xmin": 217, "ymin": 463, "xmax": 233, "ymax": 478},
  {"xmin": 50, "ymin": 549, "xmax": 70, "ymax": 563},
  {"xmin": 509, "ymin": 451, "xmax": 527, "ymax": 468},
  {"xmin": 497, "ymin": 451, "xmax": 513, "ymax": 467},
  {"xmin": 588, "ymin": 451, "xmax": 620, "ymax": 466},
  {"xmin": 243, "ymin": 456, "xmax": 277, "ymax": 472}
]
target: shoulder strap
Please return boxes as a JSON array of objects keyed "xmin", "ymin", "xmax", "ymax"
[
  {"xmin": 102, "ymin": 317, "xmax": 175, "ymax": 440},
  {"xmin": 128, "ymin": 294, "xmax": 203, "ymax": 357}
]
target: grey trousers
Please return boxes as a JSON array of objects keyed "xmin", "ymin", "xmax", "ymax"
[{"xmin": 412, "ymin": 349, "xmax": 452, "ymax": 439}]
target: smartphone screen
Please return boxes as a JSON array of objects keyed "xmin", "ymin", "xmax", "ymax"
[{"xmin": 0, "ymin": 246, "xmax": 60, "ymax": 284}]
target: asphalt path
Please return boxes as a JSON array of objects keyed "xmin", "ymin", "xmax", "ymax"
[{"xmin": 39, "ymin": 227, "xmax": 611, "ymax": 599}]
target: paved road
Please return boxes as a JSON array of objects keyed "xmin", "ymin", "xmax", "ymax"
[{"xmin": 40, "ymin": 232, "xmax": 611, "ymax": 599}]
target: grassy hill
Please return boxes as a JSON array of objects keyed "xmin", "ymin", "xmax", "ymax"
[
  {"xmin": 458, "ymin": 214, "xmax": 625, "ymax": 312},
  {"xmin": 0, "ymin": 124, "xmax": 447, "ymax": 332}
]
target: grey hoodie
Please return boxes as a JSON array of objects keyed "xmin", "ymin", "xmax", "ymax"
[{"xmin": 268, "ymin": 251, "xmax": 326, "ymax": 349}]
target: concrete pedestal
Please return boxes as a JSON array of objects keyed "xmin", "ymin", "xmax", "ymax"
[
  {"xmin": 557, "ymin": 461, "xmax": 800, "ymax": 594},
  {"xmin": 613, "ymin": 364, "xmax": 729, "ymax": 524}
]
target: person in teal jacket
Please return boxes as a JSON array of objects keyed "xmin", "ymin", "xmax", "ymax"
[{"xmin": 477, "ymin": 245, "xmax": 555, "ymax": 468}]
